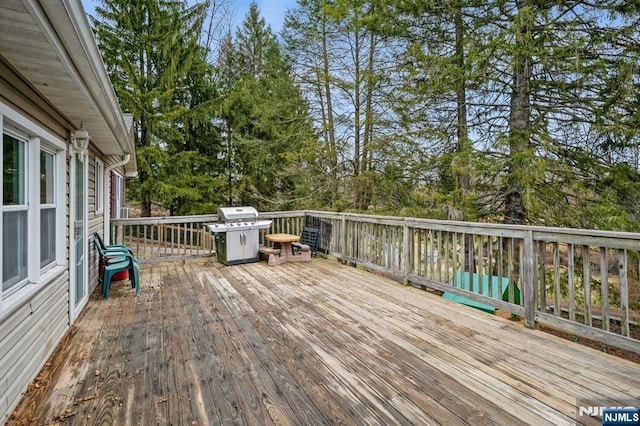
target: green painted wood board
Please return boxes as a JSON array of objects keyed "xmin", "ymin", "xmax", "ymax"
[{"xmin": 442, "ymin": 271, "xmax": 519, "ymax": 314}]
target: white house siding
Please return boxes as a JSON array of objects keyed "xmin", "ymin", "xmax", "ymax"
[
  {"xmin": 0, "ymin": 69, "xmax": 72, "ymax": 420},
  {"xmin": 88, "ymin": 150, "xmax": 102, "ymax": 295},
  {"xmin": 0, "ymin": 96, "xmax": 117, "ymax": 421},
  {"xmin": 0, "ymin": 272, "xmax": 68, "ymax": 418}
]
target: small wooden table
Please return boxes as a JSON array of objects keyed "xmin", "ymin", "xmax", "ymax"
[{"xmin": 263, "ymin": 233, "xmax": 310, "ymax": 266}]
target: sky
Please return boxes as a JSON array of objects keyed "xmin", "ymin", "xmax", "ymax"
[{"xmin": 81, "ymin": 0, "xmax": 297, "ymax": 34}]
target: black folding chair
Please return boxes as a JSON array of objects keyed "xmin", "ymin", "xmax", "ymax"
[{"xmin": 292, "ymin": 227, "xmax": 320, "ymax": 257}]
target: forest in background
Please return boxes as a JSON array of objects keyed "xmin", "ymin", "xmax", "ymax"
[{"xmin": 90, "ymin": 0, "xmax": 640, "ymax": 231}]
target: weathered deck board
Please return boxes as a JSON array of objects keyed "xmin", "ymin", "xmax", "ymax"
[
  {"xmin": 8, "ymin": 258, "xmax": 640, "ymax": 425},
  {"xmin": 246, "ymin": 264, "xmax": 536, "ymax": 425},
  {"xmin": 315, "ymin": 261, "xmax": 637, "ymax": 389},
  {"xmin": 231, "ymin": 265, "xmax": 479, "ymax": 424},
  {"xmin": 214, "ymin": 266, "xmax": 359, "ymax": 425},
  {"xmin": 226, "ymin": 266, "xmax": 419, "ymax": 425}
]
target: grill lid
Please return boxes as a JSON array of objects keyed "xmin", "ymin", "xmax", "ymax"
[{"xmin": 218, "ymin": 206, "xmax": 259, "ymax": 222}]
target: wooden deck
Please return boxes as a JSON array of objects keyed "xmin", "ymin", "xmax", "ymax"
[{"xmin": 9, "ymin": 258, "xmax": 640, "ymax": 425}]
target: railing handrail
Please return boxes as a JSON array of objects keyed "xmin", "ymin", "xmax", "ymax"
[
  {"xmin": 304, "ymin": 210, "xmax": 640, "ymax": 242},
  {"xmin": 113, "ymin": 209, "xmax": 640, "ymax": 243},
  {"xmin": 112, "ymin": 214, "xmax": 218, "ymax": 226},
  {"xmin": 111, "ymin": 210, "xmax": 309, "ymax": 226}
]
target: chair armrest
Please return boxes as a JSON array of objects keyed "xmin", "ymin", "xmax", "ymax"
[
  {"xmin": 106, "ymin": 244, "xmax": 130, "ymax": 249},
  {"xmin": 103, "ymin": 246, "xmax": 134, "ymax": 256},
  {"xmin": 104, "ymin": 250, "xmax": 137, "ymax": 264},
  {"xmin": 103, "ymin": 255, "xmax": 128, "ymax": 266}
]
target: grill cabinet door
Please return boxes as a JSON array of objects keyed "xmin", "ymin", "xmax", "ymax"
[
  {"xmin": 244, "ymin": 230, "xmax": 259, "ymax": 260},
  {"xmin": 226, "ymin": 230, "xmax": 245, "ymax": 262}
]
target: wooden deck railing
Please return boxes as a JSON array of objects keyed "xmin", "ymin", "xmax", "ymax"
[
  {"xmin": 110, "ymin": 214, "xmax": 218, "ymax": 262},
  {"xmin": 110, "ymin": 211, "xmax": 307, "ymax": 263},
  {"xmin": 112, "ymin": 210, "xmax": 640, "ymax": 354}
]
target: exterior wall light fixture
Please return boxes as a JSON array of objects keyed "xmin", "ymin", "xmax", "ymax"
[{"xmin": 70, "ymin": 124, "xmax": 91, "ymax": 154}]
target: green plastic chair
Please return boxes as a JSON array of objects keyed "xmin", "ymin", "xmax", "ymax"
[
  {"xmin": 94, "ymin": 232, "xmax": 134, "ymax": 256},
  {"xmin": 93, "ymin": 235, "xmax": 140, "ymax": 299}
]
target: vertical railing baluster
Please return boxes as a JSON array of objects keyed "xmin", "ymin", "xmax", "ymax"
[
  {"xmin": 450, "ymin": 232, "xmax": 455, "ymax": 284},
  {"xmin": 446, "ymin": 232, "xmax": 452, "ymax": 285},
  {"xmin": 498, "ymin": 236, "xmax": 504, "ymax": 295},
  {"xmin": 619, "ymin": 250, "xmax": 630, "ymax": 337},
  {"xmin": 341, "ymin": 214, "xmax": 346, "ymax": 261},
  {"xmin": 416, "ymin": 228, "xmax": 422, "ymax": 277},
  {"xmin": 523, "ymin": 230, "xmax": 535, "ymax": 328},
  {"xmin": 477, "ymin": 235, "xmax": 484, "ymax": 296},
  {"xmin": 487, "ymin": 236, "xmax": 494, "ymax": 300},
  {"xmin": 430, "ymin": 230, "xmax": 435, "ymax": 279},
  {"xmin": 190, "ymin": 223, "xmax": 194, "ymax": 256},
  {"xmin": 143, "ymin": 225, "xmax": 147, "ymax": 259},
  {"xmin": 583, "ymin": 245, "xmax": 592, "ymax": 327},
  {"xmin": 460, "ymin": 233, "xmax": 466, "ymax": 289},
  {"xmin": 568, "ymin": 244, "xmax": 575, "ymax": 322},
  {"xmin": 508, "ymin": 238, "xmax": 515, "ymax": 304},
  {"xmin": 438, "ymin": 231, "xmax": 444, "ymax": 283},
  {"xmin": 135, "ymin": 224, "xmax": 140, "ymax": 258},
  {"xmin": 553, "ymin": 243, "xmax": 561, "ymax": 317},
  {"xmin": 402, "ymin": 220, "xmax": 409, "ymax": 284},
  {"xmin": 537, "ymin": 241, "xmax": 546, "ymax": 313},
  {"xmin": 600, "ymin": 247, "xmax": 609, "ymax": 331}
]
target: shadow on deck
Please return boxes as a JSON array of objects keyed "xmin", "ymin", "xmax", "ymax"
[{"xmin": 9, "ymin": 258, "xmax": 640, "ymax": 425}]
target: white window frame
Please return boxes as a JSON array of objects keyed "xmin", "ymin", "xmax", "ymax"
[
  {"xmin": 0, "ymin": 103, "xmax": 66, "ymax": 313},
  {"xmin": 112, "ymin": 171, "xmax": 124, "ymax": 219},
  {"xmin": 2, "ymin": 128, "xmax": 29, "ymax": 294},
  {"xmin": 40, "ymin": 148, "xmax": 57, "ymax": 270},
  {"xmin": 95, "ymin": 157, "xmax": 104, "ymax": 213}
]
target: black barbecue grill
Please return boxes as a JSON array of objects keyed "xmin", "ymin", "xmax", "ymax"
[{"xmin": 206, "ymin": 206, "xmax": 272, "ymax": 265}]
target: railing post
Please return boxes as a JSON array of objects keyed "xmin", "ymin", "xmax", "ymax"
[
  {"xmin": 341, "ymin": 213, "xmax": 347, "ymax": 261},
  {"xmin": 402, "ymin": 219, "xmax": 410, "ymax": 284},
  {"xmin": 523, "ymin": 230, "xmax": 536, "ymax": 328}
]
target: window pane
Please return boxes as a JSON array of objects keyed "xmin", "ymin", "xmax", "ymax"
[
  {"xmin": 3, "ymin": 134, "xmax": 26, "ymax": 205},
  {"xmin": 41, "ymin": 151, "xmax": 54, "ymax": 204},
  {"xmin": 115, "ymin": 174, "xmax": 123, "ymax": 218},
  {"xmin": 41, "ymin": 207, "xmax": 56, "ymax": 268},
  {"xmin": 3, "ymin": 210, "xmax": 28, "ymax": 291},
  {"xmin": 111, "ymin": 173, "xmax": 124, "ymax": 218},
  {"xmin": 95, "ymin": 160, "xmax": 103, "ymax": 212}
]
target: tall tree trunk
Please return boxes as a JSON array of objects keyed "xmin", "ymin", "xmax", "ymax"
[
  {"xmin": 505, "ymin": 1, "xmax": 532, "ymax": 225},
  {"xmin": 353, "ymin": 31, "xmax": 363, "ymax": 209},
  {"xmin": 139, "ymin": 30, "xmax": 153, "ymax": 217},
  {"xmin": 360, "ymin": 28, "xmax": 376, "ymax": 210},
  {"xmin": 226, "ymin": 124, "xmax": 233, "ymax": 206},
  {"xmin": 353, "ymin": 30, "xmax": 361, "ymax": 180},
  {"xmin": 454, "ymin": 4, "xmax": 470, "ymax": 194},
  {"xmin": 321, "ymin": 20, "xmax": 338, "ymax": 204},
  {"xmin": 453, "ymin": 3, "xmax": 475, "ymax": 271},
  {"xmin": 136, "ymin": 117, "xmax": 151, "ymax": 218}
]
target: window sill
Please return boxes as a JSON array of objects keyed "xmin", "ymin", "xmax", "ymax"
[
  {"xmin": 41, "ymin": 264, "xmax": 65, "ymax": 284},
  {"xmin": 0, "ymin": 265, "xmax": 66, "ymax": 321}
]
